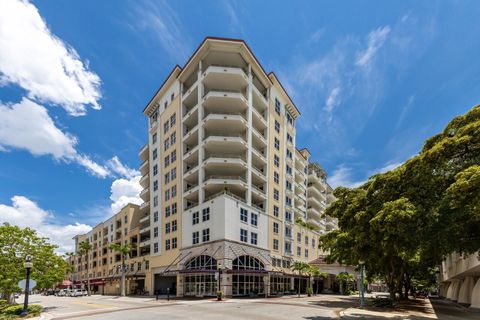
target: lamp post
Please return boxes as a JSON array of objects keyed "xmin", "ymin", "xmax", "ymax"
[
  {"xmin": 217, "ymin": 263, "xmax": 222, "ymax": 301},
  {"xmin": 358, "ymin": 260, "xmax": 365, "ymax": 308},
  {"xmin": 20, "ymin": 256, "xmax": 33, "ymax": 316}
]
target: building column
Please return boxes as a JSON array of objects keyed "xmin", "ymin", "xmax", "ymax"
[
  {"xmin": 246, "ymin": 64, "xmax": 253, "ymax": 205},
  {"xmin": 197, "ymin": 60, "xmax": 205, "ymax": 203},
  {"xmin": 176, "ymin": 274, "xmax": 183, "ymax": 297},
  {"xmin": 458, "ymin": 276, "xmax": 475, "ymax": 305},
  {"xmin": 470, "ymin": 277, "xmax": 480, "ymax": 310}
]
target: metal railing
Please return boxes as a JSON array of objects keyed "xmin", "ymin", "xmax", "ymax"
[{"xmin": 204, "ymin": 175, "xmax": 246, "ymax": 183}]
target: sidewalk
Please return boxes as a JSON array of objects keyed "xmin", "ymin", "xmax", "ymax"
[{"xmin": 340, "ymin": 298, "xmax": 437, "ymax": 319}]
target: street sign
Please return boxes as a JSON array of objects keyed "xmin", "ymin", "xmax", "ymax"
[{"xmin": 18, "ymin": 279, "xmax": 37, "ymax": 291}]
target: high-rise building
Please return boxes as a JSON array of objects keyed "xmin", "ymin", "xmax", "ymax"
[{"xmin": 70, "ymin": 37, "xmax": 340, "ymax": 297}]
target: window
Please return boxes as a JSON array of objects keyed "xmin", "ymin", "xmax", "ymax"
[
  {"xmin": 165, "ymin": 189, "xmax": 170, "ymax": 201},
  {"xmin": 273, "ymin": 222, "xmax": 279, "ymax": 234},
  {"xmin": 172, "ymin": 202, "xmax": 177, "ymax": 214},
  {"xmin": 170, "ymin": 114, "xmax": 176, "ymax": 126},
  {"xmin": 285, "ymin": 211, "xmax": 292, "ymax": 222},
  {"xmin": 152, "ymin": 133, "xmax": 157, "ymax": 144},
  {"xmin": 274, "ymin": 138, "xmax": 280, "ymax": 150},
  {"xmin": 202, "ymin": 228, "xmax": 210, "ymax": 242},
  {"xmin": 165, "ymin": 172, "xmax": 170, "ymax": 184},
  {"xmin": 172, "ymin": 220, "xmax": 177, "ymax": 232},
  {"xmin": 286, "ymin": 180, "xmax": 292, "ymax": 190},
  {"xmin": 287, "ymin": 149, "xmax": 293, "ymax": 159},
  {"xmin": 171, "ymin": 168, "xmax": 176, "ymax": 180},
  {"xmin": 273, "ymin": 205, "xmax": 279, "ymax": 217},
  {"xmin": 273, "ymin": 189, "xmax": 279, "ymax": 201},
  {"xmin": 285, "ymin": 226, "xmax": 292, "ymax": 237},
  {"xmin": 192, "ymin": 231, "xmax": 199, "ymax": 245},
  {"xmin": 274, "ymin": 155, "xmax": 279, "ymax": 167},
  {"xmin": 287, "ymin": 133, "xmax": 293, "ymax": 144},
  {"xmin": 297, "ymin": 232, "xmax": 301, "ymax": 242},
  {"xmin": 171, "ymin": 185, "xmax": 177, "ymax": 197},
  {"xmin": 251, "ymin": 232, "xmax": 258, "ymax": 245},
  {"xmin": 153, "ymin": 148, "xmax": 158, "ymax": 160},
  {"xmin": 153, "ymin": 164, "xmax": 158, "ymax": 176},
  {"xmin": 240, "ymin": 229, "xmax": 248, "ymax": 242},
  {"xmin": 154, "ymin": 227, "xmax": 158, "ymax": 238},
  {"xmin": 286, "ymin": 112, "xmax": 294, "ymax": 125},
  {"xmin": 146, "ymin": 260, "xmax": 150, "ymax": 269},
  {"xmin": 251, "ymin": 213, "xmax": 258, "ymax": 226},
  {"xmin": 285, "ymin": 196, "xmax": 292, "ymax": 206},
  {"xmin": 171, "ymin": 93, "xmax": 174, "ymax": 102},
  {"xmin": 153, "ymin": 180, "xmax": 158, "ymax": 191},
  {"xmin": 275, "ymin": 98, "xmax": 281, "ymax": 115},
  {"xmin": 286, "ymin": 165, "xmax": 292, "ymax": 175},
  {"xmin": 170, "ymin": 132, "xmax": 176, "ymax": 145},
  {"xmin": 312, "ymin": 238, "xmax": 316, "ymax": 248},
  {"xmin": 285, "ymin": 242, "xmax": 292, "ymax": 253},
  {"xmin": 164, "ymin": 101, "xmax": 167, "ymax": 109},
  {"xmin": 192, "ymin": 212, "xmax": 199, "ymax": 225},
  {"xmin": 305, "ymin": 236, "xmax": 309, "ymax": 245},
  {"xmin": 273, "ymin": 171, "xmax": 279, "ymax": 184},
  {"xmin": 172, "ymin": 237, "xmax": 177, "ymax": 249},
  {"xmin": 153, "ymin": 211, "xmax": 158, "ymax": 222},
  {"xmin": 202, "ymin": 207, "xmax": 210, "ymax": 221},
  {"xmin": 164, "ymin": 139, "xmax": 169, "ymax": 151},
  {"xmin": 305, "ymin": 249, "xmax": 309, "ymax": 258},
  {"xmin": 124, "ymin": 228, "xmax": 128, "ymax": 236},
  {"xmin": 165, "ymin": 206, "xmax": 171, "ymax": 217},
  {"xmin": 273, "ymin": 239, "xmax": 279, "ymax": 250},
  {"xmin": 165, "ymin": 222, "xmax": 171, "ymax": 234},
  {"xmin": 164, "ymin": 155, "xmax": 170, "ymax": 167},
  {"xmin": 170, "ymin": 150, "xmax": 176, "ymax": 162},
  {"xmin": 165, "ymin": 239, "xmax": 171, "ymax": 250},
  {"xmin": 297, "ymin": 246, "xmax": 301, "ymax": 257},
  {"xmin": 153, "ymin": 195, "xmax": 158, "ymax": 207},
  {"xmin": 124, "ymin": 215, "xmax": 128, "ymax": 223},
  {"xmin": 240, "ymin": 208, "xmax": 248, "ymax": 222},
  {"xmin": 154, "ymin": 242, "xmax": 159, "ymax": 253},
  {"xmin": 275, "ymin": 120, "xmax": 280, "ymax": 133},
  {"xmin": 164, "ymin": 121, "xmax": 169, "ymax": 134}
]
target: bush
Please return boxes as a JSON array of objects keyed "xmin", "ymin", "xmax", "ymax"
[
  {"xmin": 370, "ymin": 297, "xmax": 395, "ymax": 308},
  {"xmin": 1, "ymin": 304, "xmax": 42, "ymax": 316},
  {"xmin": 306, "ymin": 287, "xmax": 313, "ymax": 295}
]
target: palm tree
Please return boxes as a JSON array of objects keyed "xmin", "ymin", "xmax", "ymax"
[
  {"xmin": 291, "ymin": 261, "xmax": 309, "ymax": 297},
  {"xmin": 109, "ymin": 243, "xmax": 131, "ymax": 296},
  {"xmin": 309, "ymin": 265, "xmax": 328, "ymax": 295},
  {"xmin": 336, "ymin": 272, "xmax": 355, "ymax": 295},
  {"xmin": 64, "ymin": 252, "xmax": 76, "ymax": 289},
  {"xmin": 78, "ymin": 241, "xmax": 92, "ymax": 296}
]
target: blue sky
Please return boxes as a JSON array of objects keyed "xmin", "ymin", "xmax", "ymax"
[{"xmin": 1, "ymin": 0, "xmax": 479, "ymax": 252}]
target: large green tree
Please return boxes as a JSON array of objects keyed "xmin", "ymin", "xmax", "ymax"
[
  {"xmin": 0, "ymin": 224, "xmax": 68, "ymax": 304},
  {"xmin": 109, "ymin": 243, "xmax": 131, "ymax": 297},
  {"xmin": 321, "ymin": 104, "xmax": 480, "ymax": 300}
]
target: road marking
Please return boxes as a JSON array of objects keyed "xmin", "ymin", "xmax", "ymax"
[{"xmin": 72, "ymin": 300, "xmax": 115, "ymax": 309}]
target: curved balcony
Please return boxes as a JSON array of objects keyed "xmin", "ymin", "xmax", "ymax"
[
  {"xmin": 139, "ymin": 159, "xmax": 149, "ymax": 176},
  {"xmin": 307, "ymin": 206, "xmax": 321, "ymax": 219},
  {"xmin": 202, "ymin": 90, "xmax": 248, "ymax": 113},
  {"xmin": 139, "ymin": 173, "xmax": 149, "ymax": 188},
  {"xmin": 203, "ymin": 113, "xmax": 247, "ymax": 133},
  {"xmin": 183, "ymin": 104, "xmax": 198, "ymax": 127},
  {"xmin": 202, "ymin": 65, "xmax": 248, "ymax": 90},
  {"xmin": 140, "ymin": 187, "xmax": 150, "ymax": 201},
  {"xmin": 139, "ymin": 144, "xmax": 149, "ymax": 161},
  {"xmin": 203, "ymin": 134, "xmax": 247, "ymax": 155}
]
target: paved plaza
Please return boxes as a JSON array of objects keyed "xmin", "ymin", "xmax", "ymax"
[{"xmin": 16, "ymin": 294, "xmax": 479, "ymax": 320}]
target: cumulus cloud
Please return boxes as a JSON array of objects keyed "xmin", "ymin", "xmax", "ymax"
[
  {"xmin": 0, "ymin": 196, "xmax": 92, "ymax": 253},
  {"xmin": 107, "ymin": 156, "xmax": 140, "ymax": 179},
  {"xmin": 0, "ymin": 98, "xmax": 109, "ymax": 177},
  {"xmin": 0, "ymin": 0, "xmax": 101, "ymax": 116},
  {"xmin": 328, "ymin": 165, "xmax": 366, "ymax": 189},
  {"xmin": 110, "ymin": 175, "xmax": 143, "ymax": 214}
]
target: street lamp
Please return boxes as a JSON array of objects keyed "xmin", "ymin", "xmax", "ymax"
[
  {"xmin": 358, "ymin": 260, "xmax": 365, "ymax": 308},
  {"xmin": 20, "ymin": 256, "xmax": 33, "ymax": 316}
]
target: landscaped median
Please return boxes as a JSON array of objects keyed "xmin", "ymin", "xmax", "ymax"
[
  {"xmin": 0, "ymin": 300, "xmax": 42, "ymax": 320},
  {"xmin": 340, "ymin": 298, "xmax": 437, "ymax": 319}
]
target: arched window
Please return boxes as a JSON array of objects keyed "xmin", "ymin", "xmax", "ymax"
[
  {"xmin": 184, "ymin": 255, "xmax": 217, "ymax": 270},
  {"xmin": 232, "ymin": 255, "xmax": 265, "ymax": 270}
]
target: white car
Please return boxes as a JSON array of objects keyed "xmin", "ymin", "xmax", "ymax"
[{"xmin": 69, "ymin": 289, "xmax": 87, "ymax": 297}]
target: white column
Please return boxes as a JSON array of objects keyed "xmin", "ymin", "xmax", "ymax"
[
  {"xmin": 198, "ymin": 61, "xmax": 204, "ymax": 203},
  {"xmin": 458, "ymin": 276, "xmax": 475, "ymax": 304},
  {"xmin": 470, "ymin": 277, "xmax": 480, "ymax": 309},
  {"xmin": 246, "ymin": 64, "xmax": 253, "ymax": 205}
]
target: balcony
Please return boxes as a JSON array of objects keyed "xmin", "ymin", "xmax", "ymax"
[
  {"xmin": 139, "ymin": 159, "xmax": 149, "ymax": 176},
  {"xmin": 139, "ymin": 226, "xmax": 150, "ymax": 234},
  {"xmin": 140, "ymin": 201, "xmax": 150, "ymax": 211},
  {"xmin": 203, "ymin": 134, "xmax": 247, "ymax": 155},
  {"xmin": 140, "ymin": 187, "xmax": 150, "ymax": 201},
  {"xmin": 252, "ymin": 84, "xmax": 268, "ymax": 109},
  {"xmin": 139, "ymin": 173, "xmax": 149, "ymax": 188},
  {"xmin": 139, "ymin": 215, "xmax": 150, "ymax": 224},
  {"xmin": 139, "ymin": 239, "xmax": 151, "ymax": 248},
  {"xmin": 251, "ymin": 107, "xmax": 268, "ymax": 129},
  {"xmin": 202, "ymin": 65, "xmax": 248, "ymax": 90},
  {"xmin": 202, "ymin": 90, "xmax": 247, "ymax": 110},
  {"xmin": 203, "ymin": 112, "xmax": 247, "ymax": 133},
  {"xmin": 139, "ymin": 144, "xmax": 149, "ymax": 161},
  {"xmin": 183, "ymin": 104, "xmax": 198, "ymax": 127}
]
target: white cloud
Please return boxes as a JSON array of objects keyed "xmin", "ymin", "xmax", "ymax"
[
  {"xmin": 107, "ymin": 156, "xmax": 140, "ymax": 179},
  {"xmin": 0, "ymin": 196, "xmax": 92, "ymax": 253},
  {"xmin": 0, "ymin": 98, "xmax": 109, "ymax": 177},
  {"xmin": 328, "ymin": 165, "xmax": 366, "ymax": 189},
  {"xmin": 0, "ymin": 0, "xmax": 101, "ymax": 116},
  {"xmin": 110, "ymin": 175, "xmax": 142, "ymax": 214},
  {"xmin": 132, "ymin": 1, "xmax": 190, "ymax": 62},
  {"xmin": 356, "ymin": 26, "xmax": 391, "ymax": 67},
  {"xmin": 325, "ymin": 86, "xmax": 341, "ymax": 115}
]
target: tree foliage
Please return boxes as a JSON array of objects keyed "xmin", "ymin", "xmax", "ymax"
[
  {"xmin": 0, "ymin": 224, "xmax": 68, "ymax": 303},
  {"xmin": 321, "ymin": 104, "xmax": 480, "ymax": 300}
]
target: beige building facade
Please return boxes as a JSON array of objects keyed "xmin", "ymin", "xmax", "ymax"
[{"xmin": 70, "ymin": 37, "xmax": 341, "ymax": 297}]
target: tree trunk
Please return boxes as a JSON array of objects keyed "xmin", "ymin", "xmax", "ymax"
[
  {"xmin": 121, "ymin": 255, "xmax": 126, "ymax": 296},
  {"xmin": 86, "ymin": 254, "xmax": 91, "ymax": 296}
]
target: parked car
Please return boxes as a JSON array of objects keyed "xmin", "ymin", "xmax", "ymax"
[
  {"xmin": 70, "ymin": 289, "xmax": 88, "ymax": 297},
  {"xmin": 56, "ymin": 289, "xmax": 70, "ymax": 296},
  {"xmin": 13, "ymin": 293, "xmax": 20, "ymax": 299}
]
